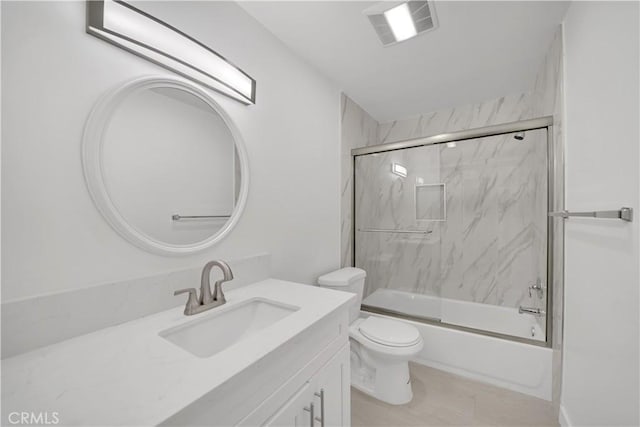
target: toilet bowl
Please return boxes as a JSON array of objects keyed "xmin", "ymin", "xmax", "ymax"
[{"xmin": 317, "ymin": 268, "xmax": 423, "ymax": 405}]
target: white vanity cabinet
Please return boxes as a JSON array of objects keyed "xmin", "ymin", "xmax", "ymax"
[
  {"xmin": 265, "ymin": 382, "xmax": 315, "ymax": 427},
  {"xmin": 315, "ymin": 345, "xmax": 351, "ymax": 426},
  {"xmin": 264, "ymin": 344, "xmax": 350, "ymax": 427},
  {"xmin": 310, "ymin": 344, "xmax": 351, "ymax": 427},
  {"xmin": 2, "ymin": 279, "xmax": 355, "ymax": 427},
  {"xmin": 161, "ymin": 304, "xmax": 352, "ymax": 427}
]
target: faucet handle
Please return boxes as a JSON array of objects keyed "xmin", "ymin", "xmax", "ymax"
[
  {"xmin": 212, "ymin": 280, "xmax": 228, "ymax": 304},
  {"xmin": 174, "ymin": 288, "xmax": 200, "ymax": 314}
]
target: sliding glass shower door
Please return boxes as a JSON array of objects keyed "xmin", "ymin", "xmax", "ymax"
[{"xmin": 355, "ymin": 128, "xmax": 549, "ymax": 342}]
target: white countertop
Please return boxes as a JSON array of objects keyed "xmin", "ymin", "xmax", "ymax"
[{"xmin": 1, "ymin": 279, "xmax": 354, "ymax": 426}]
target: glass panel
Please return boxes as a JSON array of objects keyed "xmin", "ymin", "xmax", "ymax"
[
  {"xmin": 355, "ymin": 142, "xmax": 444, "ymax": 322},
  {"xmin": 355, "ymin": 129, "xmax": 548, "ymax": 341}
]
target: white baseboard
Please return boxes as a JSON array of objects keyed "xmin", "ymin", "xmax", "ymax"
[{"xmin": 559, "ymin": 405, "xmax": 572, "ymax": 427}]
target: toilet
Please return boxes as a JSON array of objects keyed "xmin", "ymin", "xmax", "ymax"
[{"xmin": 317, "ymin": 267, "xmax": 423, "ymax": 405}]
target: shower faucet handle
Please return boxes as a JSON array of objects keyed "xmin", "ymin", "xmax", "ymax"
[{"xmin": 528, "ymin": 279, "xmax": 544, "ymax": 299}]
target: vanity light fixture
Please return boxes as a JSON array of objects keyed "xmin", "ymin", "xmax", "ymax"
[
  {"xmin": 392, "ymin": 163, "xmax": 408, "ymax": 177},
  {"xmin": 364, "ymin": 1, "xmax": 438, "ymax": 46},
  {"xmin": 86, "ymin": 0, "xmax": 256, "ymax": 104}
]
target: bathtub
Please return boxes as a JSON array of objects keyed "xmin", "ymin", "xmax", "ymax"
[
  {"xmin": 363, "ymin": 288, "xmax": 545, "ymax": 341},
  {"xmin": 362, "ymin": 289, "xmax": 552, "ymax": 401}
]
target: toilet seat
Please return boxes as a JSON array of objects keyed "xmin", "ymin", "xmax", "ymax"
[{"xmin": 358, "ymin": 316, "xmax": 421, "ymax": 347}]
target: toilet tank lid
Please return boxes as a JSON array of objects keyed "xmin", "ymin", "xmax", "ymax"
[{"xmin": 318, "ymin": 267, "xmax": 366, "ymax": 286}]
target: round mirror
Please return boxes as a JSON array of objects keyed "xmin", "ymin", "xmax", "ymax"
[{"xmin": 82, "ymin": 76, "xmax": 249, "ymax": 255}]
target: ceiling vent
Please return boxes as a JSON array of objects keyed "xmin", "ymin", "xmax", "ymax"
[{"xmin": 364, "ymin": 1, "xmax": 438, "ymax": 46}]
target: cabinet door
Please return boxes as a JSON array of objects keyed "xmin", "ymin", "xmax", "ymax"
[
  {"xmin": 265, "ymin": 382, "xmax": 315, "ymax": 427},
  {"xmin": 311, "ymin": 344, "xmax": 350, "ymax": 427}
]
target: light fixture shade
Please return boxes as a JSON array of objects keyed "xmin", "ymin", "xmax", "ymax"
[{"xmin": 86, "ymin": 0, "xmax": 256, "ymax": 105}]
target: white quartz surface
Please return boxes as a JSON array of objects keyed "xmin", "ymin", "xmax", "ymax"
[{"xmin": 1, "ymin": 279, "xmax": 354, "ymax": 426}]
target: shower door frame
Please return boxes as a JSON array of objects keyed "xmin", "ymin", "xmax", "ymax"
[{"xmin": 351, "ymin": 116, "xmax": 560, "ymax": 348}]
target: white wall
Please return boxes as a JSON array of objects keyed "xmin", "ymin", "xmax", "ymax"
[
  {"xmin": 561, "ymin": 2, "xmax": 639, "ymax": 425},
  {"xmin": 1, "ymin": 1, "xmax": 341, "ymax": 301}
]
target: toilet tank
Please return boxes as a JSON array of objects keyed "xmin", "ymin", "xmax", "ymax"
[{"xmin": 317, "ymin": 267, "xmax": 366, "ymax": 323}]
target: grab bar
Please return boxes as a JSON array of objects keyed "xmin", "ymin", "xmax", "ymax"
[
  {"xmin": 172, "ymin": 214, "xmax": 231, "ymax": 221},
  {"xmin": 357, "ymin": 228, "xmax": 433, "ymax": 234},
  {"xmin": 548, "ymin": 207, "xmax": 633, "ymax": 222},
  {"xmin": 361, "ymin": 304, "xmax": 442, "ymax": 323}
]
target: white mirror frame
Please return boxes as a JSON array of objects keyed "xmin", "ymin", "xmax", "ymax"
[{"xmin": 82, "ymin": 75, "xmax": 250, "ymax": 256}]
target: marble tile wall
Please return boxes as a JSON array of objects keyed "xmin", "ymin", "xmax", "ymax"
[
  {"xmin": 378, "ymin": 92, "xmax": 533, "ymax": 144},
  {"xmin": 361, "ymin": 90, "xmax": 548, "ymax": 315},
  {"xmin": 355, "ymin": 129, "xmax": 548, "ymax": 313},
  {"xmin": 355, "ymin": 147, "xmax": 443, "ymax": 298},
  {"xmin": 340, "ymin": 94, "xmax": 379, "ymax": 267}
]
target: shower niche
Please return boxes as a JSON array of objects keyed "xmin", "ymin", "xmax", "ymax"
[
  {"xmin": 415, "ymin": 183, "xmax": 446, "ymax": 221},
  {"xmin": 354, "ymin": 120, "xmax": 554, "ymax": 344}
]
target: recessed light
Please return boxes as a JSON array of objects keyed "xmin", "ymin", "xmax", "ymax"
[
  {"xmin": 384, "ymin": 3, "xmax": 417, "ymax": 43},
  {"xmin": 364, "ymin": 1, "xmax": 438, "ymax": 46}
]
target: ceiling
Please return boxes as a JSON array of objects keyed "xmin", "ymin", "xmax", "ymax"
[{"xmin": 240, "ymin": 1, "xmax": 570, "ymax": 122}]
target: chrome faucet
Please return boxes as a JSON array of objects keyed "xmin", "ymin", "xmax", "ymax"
[{"xmin": 174, "ymin": 260, "xmax": 234, "ymax": 315}]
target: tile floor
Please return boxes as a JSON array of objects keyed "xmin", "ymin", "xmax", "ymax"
[{"xmin": 351, "ymin": 363, "xmax": 558, "ymax": 426}]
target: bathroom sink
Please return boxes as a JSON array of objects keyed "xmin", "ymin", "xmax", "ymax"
[{"xmin": 159, "ymin": 298, "xmax": 299, "ymax": 358}]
